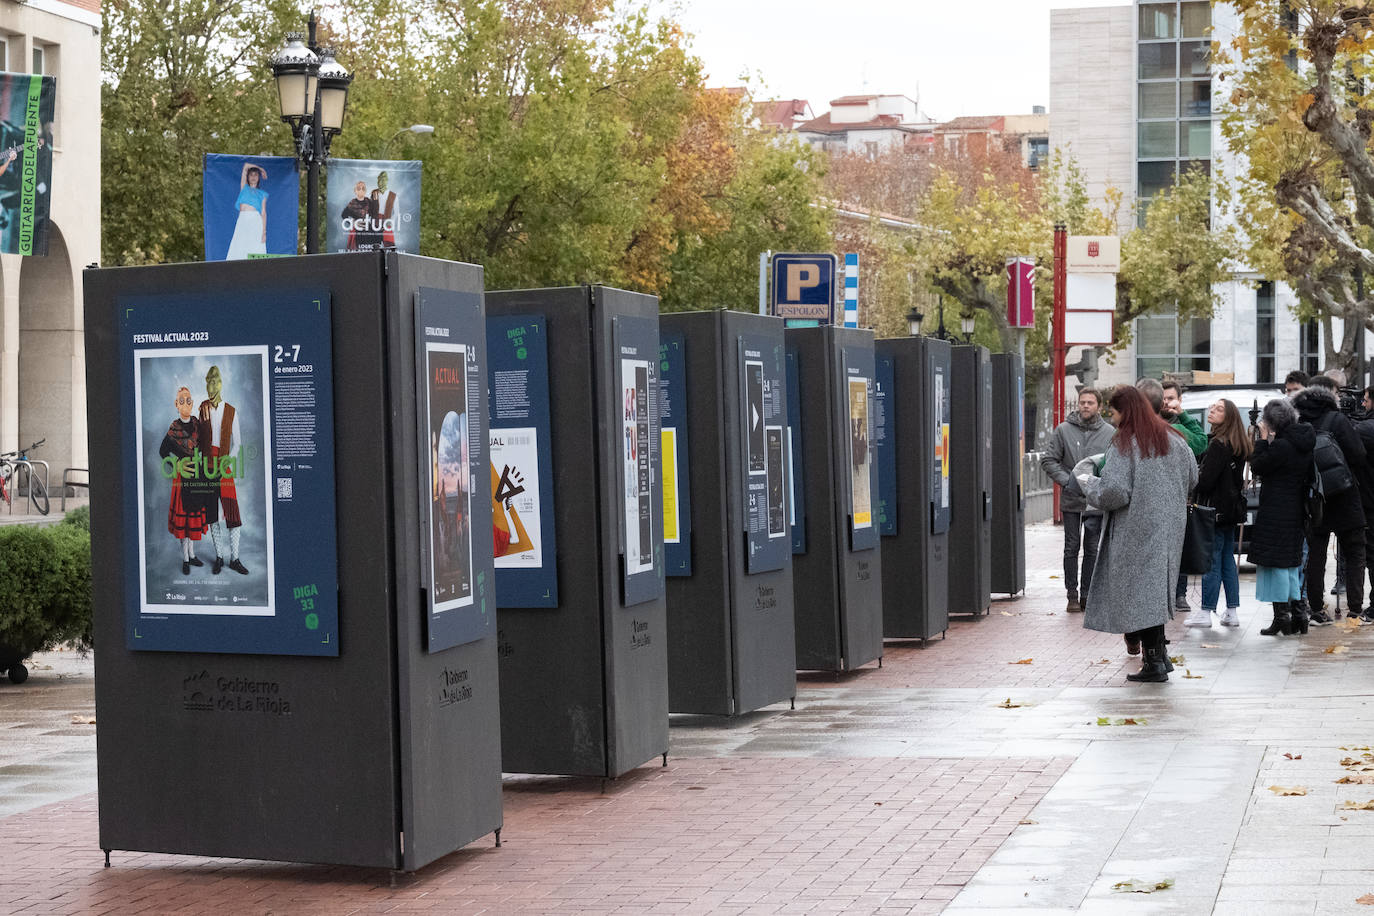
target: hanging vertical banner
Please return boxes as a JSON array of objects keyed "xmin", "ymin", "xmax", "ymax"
[
  {"xmin": 613, "ymin": 314, "xmax": 664, "ymax": 607},
  {"xmin": 740, "ymin": 334, "xmax": 788, "ymax": 575},
  {"xmin": 417, "ymin": 287, "xmax": 492, "ymax": 651},
  {"xmin": 659, "ymin": 331, "xmax": 692, "ymax": 577},
  {"xmin": 874, "ymin": 352, "xmax": 897, "ymax": 536},
  {"xmin": 202, "ymin": 154, "xmax": 300, "ymax": 261},
  {"xmin": 0, "ymin": 72, "xmax": 55, "ymax": 256},
  {"xmin": 118, "ymin": 288, "xmax": 338, "ymax": 656},
  {"xmin": 840, "ymin": 345, "xmax": 879, "ymax": 551},
  {"xmin": 485, "ymin": 313, "xmax": 558, "ymax": 607},
  {"xmin": 785, "ymin": 343, "xmax": 808, "ymax": 555},
  {"xmin": 326, "ymin": 159, "xmax": 422, "ymax": 254},
  {"xmin": 931, "ymin": 351, "xmax": 953, "ymax": 534}
]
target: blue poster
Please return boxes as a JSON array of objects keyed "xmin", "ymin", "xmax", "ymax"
[
  {"xmin": 417, "ymin": 288, "xmax": 493, "ymax": 651},
  {"xmin": 740, "ymin": 334, "xmax": 789, "ymax": 574},
  {"xmin": 614, "ymin": 314, "xmax": 665, "ymax": 607},
  {"xmin": 875, "ymin": 353, "xmax": 897, "ymax": 536},
  {"xmin": 118, "ymin": 288, "xmax": 338, "ymax": 655},
  {"xmin": 202, "ymin": 154, "xmax": 300, "ymax": 261},
  {"xmin": 486, "ymin": 314, "xmax": 558, "ymax": 606},
  {"xmin": 659, "ymin": 331, "xmax": 692, "ymax": 577},
  {"xmin": 785, "ymin": 343, "xmax": 807, "ymax": 555},
  {"xmin": 841, "ymin": 345, "xmax": 879, "ymax": 552}
]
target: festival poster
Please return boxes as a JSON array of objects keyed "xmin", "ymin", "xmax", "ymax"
[
  {"xmin": 135, "ymin": 348, "xmax": 274, "ymax": 616},
  {"xmin": 202, "ymin": 154, "xmax": 300, "ymax": 261},
  {"xmin": 849, "ymin": 377, "xmax": 872, "ymax": 530},
  {"xmin": 622, "ymin": 357, "xmax": 654, "ymax": 574},
  {"xmin": 766, "ymin": 426, "xmax": 785, "ymax": 538},
  {"xmin": 746, "ymin": 360, "xmax": 766, "ymax": 474},
  {"xmin": 119, "ymin": 288, "xmax": 339, "ymax": 656},
  {"xmin": 326, "ymin": 159, "xmax": 422, "ymax": 254},
  {"xmin": 490, "ymin": 428, "xmax": 542, "ymax": 569},
  {"xmin": 426, "ymin": 344, "xmax": 474, "ymax": 612},
  {"xmin": 658, "ymin": 330, "xmax": 692, "ymax": 576},
  {"xmin": 0, "ymin": 72, "xmax": 55, "ymax": 256}
]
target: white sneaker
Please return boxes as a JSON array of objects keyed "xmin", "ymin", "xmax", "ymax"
[
  {"xmin": 1220, "ymin": 608, "xmax": 1240, "ymax": 627},
  {"xmin": 1185, "ymin": 607, "xmax": 1214, "ymax": 627}
]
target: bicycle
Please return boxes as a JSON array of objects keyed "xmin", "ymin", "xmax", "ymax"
[{"xmin": 0, "ymin": 439, "xmax": 49, "ymax": 515}]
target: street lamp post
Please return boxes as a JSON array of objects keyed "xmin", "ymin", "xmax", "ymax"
[
  {"xmin": 271, "ymin": 14, "xmax": 353, "ymax": 254},
  {"xmin": 384, "ymin": 124, "xmax": 435, "ymax": 158},
  {"xmin": 960, "ymin": 315, "xmax": 976, "ymax": 343},
  {"xmin": 933, "ymin": 295, "xmax": 950, "ymax": 341},
  {"xmin": 906, "ymin": 307, "xmax": 924, "ymax": 337}
]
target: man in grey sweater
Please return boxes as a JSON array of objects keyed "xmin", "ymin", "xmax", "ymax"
[{"xmin": 1041, "ymin": 388, "xmax": 1116, "ymax": 612}]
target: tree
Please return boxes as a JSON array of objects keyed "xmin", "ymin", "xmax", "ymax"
[{"xmin": 1217, "ymin": 0, "xmax": 1374, "ymax": 374}]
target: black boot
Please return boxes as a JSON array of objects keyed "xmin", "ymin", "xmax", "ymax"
[
  {"xmin": 1288, "ymin": 600, "xmax": 1309, "ymax": 635},
  {"xmin": 1260, "ymin": 601, "xmax": 1291, "ymax": 636},
  {"xmin": 1126, "ymin": 628, "xmax": 1169, "ymax": 683}
]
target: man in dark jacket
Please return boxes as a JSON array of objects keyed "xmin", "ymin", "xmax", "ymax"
[
  {"xmin": 1294, "ymin": 385, "xmax": 1367, "ymax": 625},
  {"xmin": 1041, "ymin": 388, "xmax": 1115, "ymax": 613},
  {"xmin": 1351, "ymin": 387, "xmax": 1374, "ymax": 622}
]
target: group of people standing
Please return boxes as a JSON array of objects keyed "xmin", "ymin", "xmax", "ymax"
[{"xmin": 1041, "ymin": 371, "xmax": 1374, "ymax": 683}]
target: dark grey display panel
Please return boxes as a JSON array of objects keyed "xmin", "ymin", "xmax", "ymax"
[
  {"xmin": 486, "ymin": 286, "xmax": 668, "ymax": 777},
  {"xmin": 949, "ymin": 345, "xmax": 993, "ymax": 616},
  {"xmin": 990, "ymin": 353, "xmax": 1027, "ymax": 596},
  {"xmin": 785, "ymin": 326, "xmax": 883, "ymax": 672},
  {"xmin": 875, "ymin": 337, "xmax": 951, "ymax": 640},
  {"xmin": 86, "ymin": 253, "xmax": 502, "ymax": 871},
  {"xmin": 662, "ymin": 311, "xmax": 796, "ymax": 716}
]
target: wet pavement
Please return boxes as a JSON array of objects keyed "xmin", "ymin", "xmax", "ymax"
[{"xmin": 3, "ymin": 520, "xmax": 1374, "ymax": 913}]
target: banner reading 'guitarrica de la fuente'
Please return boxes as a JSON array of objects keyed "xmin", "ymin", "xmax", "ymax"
[{"xmin": 0, "ymin": 72, "xmax": 55, "ymax": 257}]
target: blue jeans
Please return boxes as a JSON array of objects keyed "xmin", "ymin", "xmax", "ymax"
[{"xmin": 1201, "ymin": 526, "xmax": 1240, "ymax": 611}]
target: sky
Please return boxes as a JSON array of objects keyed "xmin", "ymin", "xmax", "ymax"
[{"xmin": 669, "ymin": 0, "xmax": 1131, "ymax": 121}]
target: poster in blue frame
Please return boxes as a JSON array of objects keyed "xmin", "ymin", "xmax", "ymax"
[
  {"xmin": 613, "ymin": 314, "xmax": 665, "ymax": 607},
  {"xmin": 840, "ymin": 344, "xmax": 880, "ymax": 552},
  {"xmin": 118, "ymin": 288, "xmax": 338, "ymax": 656},
  {"xmin": 486, "ymin": 313, "xmax": 558, "ymax": 607},
  {"xmin": 874, "ymin": 352, "xmax": 897, "ymax": 536},
  {"xmin": 659, "ymin": 331, "xmax": 693, "ymax": 577},
  {"xmin": 740, "ymin": 333, "xmax": 789, "ymax": 574},
  {"xmin": 417, "ymin": 287, "xmax": 493, "ymax": 652}
]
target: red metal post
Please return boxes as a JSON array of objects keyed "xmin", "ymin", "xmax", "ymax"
[{"xmin": 1052, "ymin": 224, "xmax": 1068, "ymax": 524}]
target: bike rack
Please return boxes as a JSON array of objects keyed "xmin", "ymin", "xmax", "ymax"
[{"xmin": 12, "ymin": 459, "xmax": 48, "ymax": 515}]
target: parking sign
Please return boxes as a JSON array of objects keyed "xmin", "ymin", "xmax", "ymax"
[{"xmin": 770, "ymin": 253, "xmax": 837, "ymax": 323}]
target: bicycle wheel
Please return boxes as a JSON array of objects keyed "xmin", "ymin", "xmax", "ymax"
[{"xmin": 30, "ymin": 476, "xmax": 48, "ymax": 516}]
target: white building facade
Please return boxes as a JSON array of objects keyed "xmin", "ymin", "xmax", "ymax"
[
  {"xmin": 0, "ymin": 0, "xmax": 99, "ymax": 475},
  {"xmin": 1051, "ymin": 1, "xmax": 1335, "ymax": 391}
]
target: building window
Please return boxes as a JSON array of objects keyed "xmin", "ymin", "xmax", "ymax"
[
  {"xmin": 31, "ymin": 45, "xmax": 43, "ymax": 75},
  {"xmin": 1136, "ymin": 310, "xmax": 1211, "ymax": 378},
  {"xmin": 1256, "ymin": 281, "xmax": 1276, "ymax": 384},
  {"xmin": 1300, "ymin": 319, "xmax": 1321, "ymax": 377},
  {"xmin": 1140, "ymin": 82, "xmax": 1177, "ymax": 118},
  {"xmin": 1139, "ymin": 3, "xmax": 1176, "ymax": 39},
  {"xmin": 1181, "ymin": 80, "xmax": 1210, "ymax": 117},
  {"xmin": 1139, "ymin": 122, "xmax": 1176, "ymax": 158},
  {"xmin": 1180, "ymin": 1, "xmax": 1210, "ymax": 37},
  {"xmin": 1139, "ymin": 43, "xmax": 1177, "ymax": 79},
  {"xmin": 1137, "ymin": 1, "xmax": 1212, "ymax": 226},
  {"xmin": 1027, "ymin": 136, "xmax": 1048, "ymax": 169}
]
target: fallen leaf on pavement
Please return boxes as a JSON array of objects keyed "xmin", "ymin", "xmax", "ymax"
[
  {"xmin": 1356, "ymin": 893, "xmax": 1374, "ymax": 904},
  {"xmin": 1337, "ymin": 774, "xmax": 1374, "ymax": 784},
  {"xmin": 1018, "ymin": 818, "xmax": 1037, "ymax": 825},
  {"xmin": 1001, "ymin": 611, "xmax": 1015, "ymax": 616},
  {"xmin": 1268, "ymin": 785, "xmax": 1308, "ymax": 796},
  {"xmin": 1284, "ymin": 753, "xmax": 1303, "ymax": 760},
  {"xmin": 996, "ymin": 698, "xmax": 1026, "ymax": 709},
  {"xmin": 1341, "ymin": 757, "xmax": 1367, "ymax": 767},
  {"xmin": 1096, "ymin": 658, "xmax": 1112, "ymax": 664},
  {"xmin": 1111, "ymin": 878, "xmax": 1174, "ymax": 894},
  {"xmin": 1201, "ymin": 644, "xmax": 1221, "ymax": 649},
  {"xmin": 1338, "ymin": 617, "xmax": 1362, "ymax": 631},
  {"xmin": 1097, "ymin": 717, "xmax": 1147, "ymax": 726},
  {"xmin": 69, "ymin": 715, "xmax": 95, "ymax": 725},
  {"xmin": 1344, "ymin": 800, "xmax": 1374, "ymax": 810},
  {"xmin": 1183, "ymin": 669, "xmax": 1203, "ymax": 679},
  {"xmin": 1049, "ymin": 574, "xmax": 1061, "ymax": 579},
  {"xmin": 1169, "ymin": 655, "xmax": 1186, "ymax": 665},
  {"xmin": 1009, "ymin": 658, "xmax": 1034, "ymax": 665},
  {"xmin": 1325, "ymin": 645, "xmax": 1351, "ymax": 655}
]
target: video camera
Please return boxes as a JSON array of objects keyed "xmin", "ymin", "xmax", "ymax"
[{"xmin": 1337, "ymin": 386, "xmax": 1370, "ymax": 423}]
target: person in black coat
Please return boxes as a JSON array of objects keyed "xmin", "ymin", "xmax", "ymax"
[
  {"xmin": 1355, "ymin": 386, "xmax": 1374, "ymax": 620},
  {"xmin": 1190, "ymin": 399, "xmax": 1251, "ymax": 627},
  {"xmin": 1249, "ymin": 398, "xmax": 1316, "ymax": 635},
  {"xmin": 1293, "ymin": 385, "xmax": 1367, "ymax": 624}
]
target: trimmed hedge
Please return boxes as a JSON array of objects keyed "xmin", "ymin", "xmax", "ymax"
[{"xmin": 0, "ymin": 518, "xmax": 92, "ymax": 654}]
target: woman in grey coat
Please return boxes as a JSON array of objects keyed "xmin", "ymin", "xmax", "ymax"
[{"xmin": 1074, "ymin": 385, "xmax": 1199, "ymax": 682}]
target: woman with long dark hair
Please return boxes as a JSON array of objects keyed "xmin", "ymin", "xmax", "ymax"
[
  {"xmin": 1188, "ymin": 399, "xmax": 1254, "ymax": 628},
  {"xmin": 1248, "ymin": 398, "xmax": 1316, "ymax": 635},
  {"xmin": 1075, "ymin": 385, "xmax": 1198, "ymax": 682},
  {"xmin": 225, "ymin": 163, "xmax": 268, "ymax": 260}
]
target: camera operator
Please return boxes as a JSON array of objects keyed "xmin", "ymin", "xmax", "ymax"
[{"xmin": 1295, "ymin": 378, "xmax": 1368, "ymax": 625}]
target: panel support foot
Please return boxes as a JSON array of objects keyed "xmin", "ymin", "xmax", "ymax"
[
  {"xmin": 103, "ymin": 849, "xmax": 110, "ymax": 868},
  {"xmin": 495, "ymin": 828, "xmax": 502, "ymax": 848},
  {"xmin": 662, "ymin": 752, "xmax": 668, "ymax": 768}
]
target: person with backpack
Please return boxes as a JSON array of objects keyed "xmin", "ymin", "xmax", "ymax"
[
  {"xmin": 1249, "ymin": 398, "xmax": 1317, "ymax": 635},
  {"xmin": 1187, "ymin": 399, "xmax": 1252, "ymax": 628},
  {"xmin": 1293, "ymin": 384, "xmax": 1367, "ymax": 625}
]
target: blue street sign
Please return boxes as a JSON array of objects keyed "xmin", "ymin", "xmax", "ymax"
[{"xmin": 770, "ymin": 253, "xmax": 837, "ymax": 324}]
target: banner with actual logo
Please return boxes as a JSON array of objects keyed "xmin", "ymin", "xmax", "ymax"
[
  {"xmin": 202, "ymin": 154, "xmax": 300, "ymax": 261},
  {"xmin": 326, "ymin": 159, "xmax": 421, "ymax": 254},
  {"xmin": 0, "ymin": 72, "xmax": 55, "ymax": 256}
]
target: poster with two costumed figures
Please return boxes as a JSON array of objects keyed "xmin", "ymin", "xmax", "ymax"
[
  {"xmin": 0, "ymin": 72, "xmax": 55, "ymax": 256},
  {"xmin": 202, "ymin": 154, "xmax": 301, "ymax": 261},
  {"xmin": 326, "ymin": 159, "xmax": 421, "ymax": 254},
  {"xmin": 120, "ymin": 288, "xmax": 338, "ymax": 656}
]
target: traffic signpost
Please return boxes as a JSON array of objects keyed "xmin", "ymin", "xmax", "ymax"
[{"xmin": 770, "ymin": 252, "xmax": 838, "ymax": 327}]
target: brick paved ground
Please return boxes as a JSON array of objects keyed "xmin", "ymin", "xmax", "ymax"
[{"xmin": 6, "ymin": 521, "xmax": 1374, "ymax": 913}]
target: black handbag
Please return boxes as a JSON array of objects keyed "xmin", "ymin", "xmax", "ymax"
[{"xmin": 1181, "ymin": 503, "xmax": 1217, "ymax": 575}]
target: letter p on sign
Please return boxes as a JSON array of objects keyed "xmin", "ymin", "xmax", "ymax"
[{"xmin": 787, "ymin": 263, "xmax": 820, "ymax": 301}]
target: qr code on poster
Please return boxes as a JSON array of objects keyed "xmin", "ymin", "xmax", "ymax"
[{"xmin": 276, "ymin": 477, "xmax": 293, "ymax": 499}]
